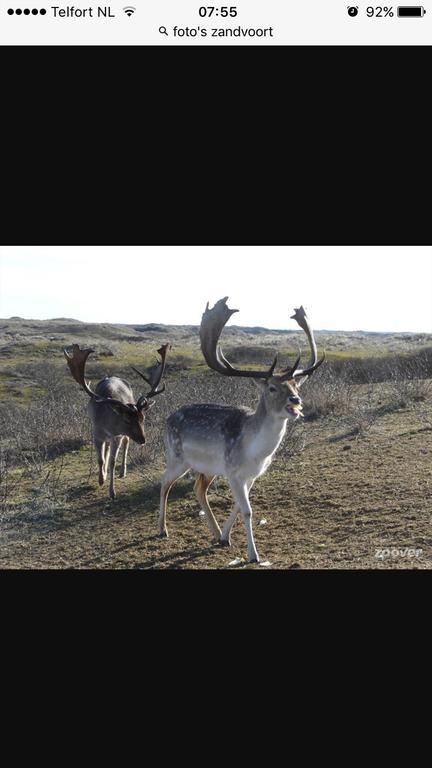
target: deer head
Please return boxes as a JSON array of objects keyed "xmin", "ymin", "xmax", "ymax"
[
  {"xmin": 63, "ymin": 343, "xmax": 170, "ymax": 443},
  {"xmin": 199, "ymin": 297, "xmax": 325, "ymax": 419}
]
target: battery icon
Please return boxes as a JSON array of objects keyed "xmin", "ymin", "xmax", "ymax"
[{"xmin": 397, "ymin": 6, "xmax": 426, "ymax": 16}]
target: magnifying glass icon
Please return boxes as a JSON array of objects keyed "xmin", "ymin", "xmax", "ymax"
[{"xmin": 159, "ymin": 26, "xmax": 168, "ymax": 36}]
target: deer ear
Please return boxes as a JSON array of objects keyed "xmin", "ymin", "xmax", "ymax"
[
  {"xmin": 294, "ymin": 375, "xmax": 308, "ymax": 389},
  {"xmin": 137, "ymin": 397, "xmax": 156, "ymax": 412},
  {"xmin": 108, "ymin": 403, "xmax": 128, "ymax": 417}
]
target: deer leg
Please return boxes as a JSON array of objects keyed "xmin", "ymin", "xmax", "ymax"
[
  {"xmin": 193, "ymin": 474, "xmax": 221, "ymax": 542},
  {"xmin": 159, "ymin": 463, "xmax": 189, "ymax": 538},
  {"xmin": 220, "ymin": 479, "xmax": 255, "ymax": 548},
  {"xmin": 220, "ymin": 505, "xmax": 238, "ymax": 547},
  {"xmin": 103, "ymin": 442, "xmax": 111, "ymax": 481},
  {"xmin": 108, "ymin": 436, "xmax": 123, "ymax": 500},
  {"xmin": 96, "ymin": 439, "xmax": 107, "ymax": 486},
  {"xmin": 228, "ymin": 478, "xmax": 259, "ymax": 563},
  {"xmin": 119, "ymin": 436, "xmax": 129, "ymax": 479}
]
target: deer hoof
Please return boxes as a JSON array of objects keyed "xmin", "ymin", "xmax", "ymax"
[
  {"xmin": 159, "ymin": 529, "xmax": 169, "ymax": 539},
  {"xmin": 109, "ymin": 491, "xmax": 116, "ymax": 501},
  {"xmin": 249, "ymin": 557, "xmax": 260, "ymax": 564},
  {"xmin": 219, "ymin": 538, "xmax": 231, "ymax": 548}
]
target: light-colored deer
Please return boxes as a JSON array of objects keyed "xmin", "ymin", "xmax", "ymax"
[
  {"xmin": 64, "ymin": 343, "xmax": 169, "ymax": 499},
  {"xmin": 159, "ymin": 298, "xmax": 324, "ymax": 563}
]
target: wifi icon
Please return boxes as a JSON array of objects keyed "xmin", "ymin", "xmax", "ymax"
[{"xmin": 123, "ymin": 6, "xmax": 136, "ymax": 16}]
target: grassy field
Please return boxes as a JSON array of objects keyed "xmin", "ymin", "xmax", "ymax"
[{"xmin": 1, "ymin": 317, "xmax": 431, "ymax": 569}]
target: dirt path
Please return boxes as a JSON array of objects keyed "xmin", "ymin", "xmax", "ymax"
[{"xmin": 1, "ymin": 406, "xmax": 431, "ymax": 569}]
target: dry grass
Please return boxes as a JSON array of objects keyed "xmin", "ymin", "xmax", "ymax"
[{"xmin": 1, "ymin": 317, "xmax": 432, "ymax": 569}]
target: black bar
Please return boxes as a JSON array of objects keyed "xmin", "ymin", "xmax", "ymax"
[{"xmin": 397, "ymin": 6, "xmax": 424, "ymax": 16}]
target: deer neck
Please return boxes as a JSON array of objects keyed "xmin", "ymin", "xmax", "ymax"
[{"xmin": 249, "ymin": 395, "xmax": 287, "ymax": 459}]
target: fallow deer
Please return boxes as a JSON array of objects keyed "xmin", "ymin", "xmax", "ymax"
[
  {"xmin": 64, "ymin": 343, "xmax": 169, "ymax": 499},
  {"xmin": 159, "ymin": 298, "xmax": 324, "ymax": 563}
]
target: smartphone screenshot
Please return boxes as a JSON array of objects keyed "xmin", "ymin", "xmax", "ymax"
[
  {"xmin": 1, "ymin": 0, "xmax": 430, "ymax": 581},
  {"xmin": 0, "ymin": 1, "xmax": 430, "ymax": 45}
]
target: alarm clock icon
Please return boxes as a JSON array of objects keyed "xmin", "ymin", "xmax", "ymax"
[{"xmin": 347, "ymin": 6, "xmax": 359, "ymax": 15}]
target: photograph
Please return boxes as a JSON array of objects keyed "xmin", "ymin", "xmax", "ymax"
[{"xmin": 0, "ymin": 245, "xmax": 431, "ymax": 569}]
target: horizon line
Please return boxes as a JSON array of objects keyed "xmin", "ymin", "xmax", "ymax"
[{"xmin": 1, "ymin": 315, "xmax": 431, "ymax": 336}]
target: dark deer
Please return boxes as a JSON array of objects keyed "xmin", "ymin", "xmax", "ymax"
[
  {"xmin": 159, "ymin": 298, "xmax": 324, "ymax": 563},
  {"xmin": 64, "ymin": 343, "xmax": 169, "ymax": 499}
]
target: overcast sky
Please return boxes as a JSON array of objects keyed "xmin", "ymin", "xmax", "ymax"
[{"xmin": 0, "ymin": 246, "xmax": 431, "ymax": 332}]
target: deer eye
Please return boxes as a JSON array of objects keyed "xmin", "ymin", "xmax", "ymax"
[{"xmin": 269, "ymin": 385, "xmax": 277, "ymax": 393}]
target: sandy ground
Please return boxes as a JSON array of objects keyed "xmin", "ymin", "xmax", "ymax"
[{"xmin": 1, "ymin": 403, "xmax": 431, "ymax": 569}]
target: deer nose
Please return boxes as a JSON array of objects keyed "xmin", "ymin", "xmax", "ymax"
[{"xmin": 289, "ymin": 396, "xmax": 301, "ymax": 405}]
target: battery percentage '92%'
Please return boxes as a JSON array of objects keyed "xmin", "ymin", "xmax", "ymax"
[{"xmin": 366, "ymin": 6, "xmax": 394, "ymax": 15}]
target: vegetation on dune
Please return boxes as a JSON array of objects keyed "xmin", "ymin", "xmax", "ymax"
[{"xmin": 0, "ymin": 316, "xmax": 431, "ymax": 568}]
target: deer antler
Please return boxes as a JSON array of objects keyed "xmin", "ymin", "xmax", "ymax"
[
  {"xmin": 132, "ymin": 344, "xmax": 170, "ymax": 407},
  {"xmin": 200, "ymin": 297, "xmax": 278, "ymax": 379},
  {"xmin": 64, "ymin": 344, "xmax": 128, "ymax": 407},
  {"xmin": 200, "ymin": 298, "xmax": 324, "ymax": 383},
  {"xmin": 280, "ymin": 305, "xmax": 325, "ymax": 381},
  {"xmin": 64, "ymin": 344, "xmax": 99, "ymax": 398}
]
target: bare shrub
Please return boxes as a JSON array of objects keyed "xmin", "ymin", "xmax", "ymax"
[
  {"xmin": 224, "ymin": 345, "xmax": 277, "ymax": 366},
  {"xmin": 349, "ymin": 404, "xmax": 380, "ymax": 437},
  {"xmin": 387, "ymin": 361, "xmax": 432, "ymax": 408},
  {"xmin": 278, "ymin": 421, "xmax": 307, "ymax": 459},
  {"xmin": 0, "ymin": 361, "xmax": 89, "ymax": 515},
  {"xmin": 1, "ymin": 393, "xmax": 89, "ymax": 461},
  {"xmin": 301, "ymin": 368, "xmax": 354, "ymax": 421},
  {"xmin": 164, "ymin": 355, "xmax": 196, "ymax": 371},
  {"xmin": 326, "ymin": 347, "xmax": 432, "ymax": 385},
  {"xmin": 0, "ymin": 362, "xmax": 91, "ymax": 476},
  {"xmin": 417, "ymin": 408, "xmax": 432, "ymax": 431},
  {"xmin": 0, "ymin": 450, "xmax": 21, "ymax": 517}
]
